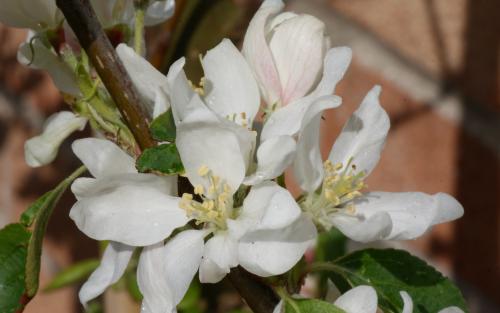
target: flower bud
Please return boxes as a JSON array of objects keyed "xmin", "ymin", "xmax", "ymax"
[
  {"xmin": 25, "ymin": 111, "xmax": 87, "ymax": 167},
  {"xmin": 243, "ymin": 0, "xmax": 330, "ymax": 107}
]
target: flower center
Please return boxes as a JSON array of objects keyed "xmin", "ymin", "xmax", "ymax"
[
  {"xmin": 300, "ymin": 159, "xmax": 366, "ymax": 230},
  {"xmin": 179, "ymin": 165, "xmax": 234, "ymax": 230}
]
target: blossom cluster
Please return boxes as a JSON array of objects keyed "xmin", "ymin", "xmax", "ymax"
[{"xmin": 3, "ymin": 0, "xmax": 465, "ymax": 312}]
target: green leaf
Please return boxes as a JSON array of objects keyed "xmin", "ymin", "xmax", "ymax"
[
  {"xmin": 25, "ymin": 166, "xmax": 87, "ymax": 297},
  {"xmin": 44, "ymin": 259, "xmax": 100, "ymax": 292},
  {"xmin": 322, "ymin": 249, "xmax": 468, "ymax": 313},
  {"xmin": 20, "ymin": 192, "xmax": 52, "ymax": 227},
  {"xmin": 150, "ymin": 109, "xmax": 176, "ymax": 142},
  {"xmin": 0, "ymin": 223, "xmax": 31, "ymax": 313},
  {"xmin": 136, "ymin": 144, "xmax": 184, "ymax": 175},
  {"xmin": 285, "ymin": 298, "xmax": 346, "ymax": 313}
]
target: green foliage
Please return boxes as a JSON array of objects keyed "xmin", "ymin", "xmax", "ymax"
[
  {"xmin": 20, "ymin": 193, "xmax": 52, "ymax": 228},
  {"xmin": 0, "ymin": 166, "xmax": 86, "ymax": 312},
  {"xmin": 0, "ymin": 224, "xmax": 31, "ymax": 313},
  {"xmin": 44, "ymin": 259, "xmax": 100, "ymax": 292},
  {"xmin": 25, "ymin": 166, "xmax": 87, "ymax": 297},
  {"xmin": 323, "ymin": 249, "xmax": 468, "ymax": 313},
  {"xmin": 285, "ymin": 299, "xmax": 346, "ymax": 313},
  {"xmin": 136, "ymin": 144, "xmax": 184, "ymax": 175},
  {"xmin": 150, "ymin": 109, "xmax": 176, "ymax": 142}
]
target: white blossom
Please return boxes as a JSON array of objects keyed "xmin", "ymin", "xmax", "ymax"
[{"xmin": 295, "ymin": 86, "xmax": 464, "ymax": 242}]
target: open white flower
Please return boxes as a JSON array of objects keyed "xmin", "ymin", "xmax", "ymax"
[
  {"xmin": 243, "ymin": 0, "xmax": 351, "ymax": 142},
  {"xmin": 169, "ymin": 85, "xmax": 317, "ymax": 283},
  {"xmin": 25, "ymin": 111, "xmax": 87, "ymax": 167},
  {"xmin": 295, "ymin": 86, "xmax": 464, "ymax": 242},
  {"xmin": 70, "ymin": 134, "xmax": 315, "ymax": 312}
]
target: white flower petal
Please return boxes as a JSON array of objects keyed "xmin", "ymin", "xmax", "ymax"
[
  {"xmin": 261, "ymin": 95, "xmax": 341, "ymax": 141},
  {"xmin": 18, "ymin": 38, "xmax": 80, "ymax": 96},
  {"xmin": 269, "ymin": 14, "xmax": 326, "ymax": 105},
  {"xmin": 72, "ymin": 138, "xmax": 136, "ymax": 178},
  {"xmin": 242, "ymin": 0, "xmax": 284, "ymax": 105},
  {"xmin": 244, "ymin": 136, "xmax": 296, "ymax": 185},
  {"xmin": 293, "ymin": 111, "xmax": 323, "ymax": 193},
  {"xmin": 144, "ymin": 0, "xmax": 175, "ymax": 26},
  {"xmin": 333, "ymin": 285, "xmax": 378, "ymax": 313},
  {"xmin": 164, "ymin": 230, "xmax": 206, "ymax": 304},
  {"xmin": 330, "ymin": 211, "xmax": 393, "ymax": 243},
  {"xmin": 202, "ymin": 39, "xmax": 260, "ymax": 127},
  {"xmin": 309, "ymin": 47, "xmax": 352, "ymax": 99},
  {"xmin": 176, "ymin": 120, "xmax": 251, "ymax": 193},
  {"xmin": 0, "ymin": 0, "xmax": 62, "ymax": 30},
  {"xmin": 79, "ymin": 242, "xmax": 134, "ymax": 306},
  {"xmin": 199, "ymin": 256, "xmax": 227, "ymax": 284},
  {"xmin": 400, "ymin": 291, "xmax": 413, "ymax": 313},
  {"xmin": 169, "ymin": 73, "xmax": 216, "ymax": 125},
  {"xmin": 238, "ymin": 214, "xmax": 316, "ymax": 277},
  {"xmin": 353, "ymin": 191, "xmax": 464, "ymax": 240},
  {"xmin": 152, "ymin": 88, "xmax": 169, "ymax": 119},
  {"xmin": 431, "ymin": 193, "xmax": 465, "ymax": 225},
  {"xmin": 69, "ymin": 173, "xmax": 188, "ymax": 246},
  {"xmin": 25, "ymin": 111, "xmax": 87, "ymax": 167},
  {"xmin": 117, "ymin": 43, "xmax": 169, "ymax": 114},
  {"xmin": 138, "ymin": 243, "xmax": 175, "ymax": 313},
  {"xmin": 438, "ymin": 307, "xmax": 465, "ymax": 313},
  {"xmin": 329, "ymin": 86, "xmax": 389, "ymax": 176},
  {"xmin": 293, "ymin": 96, "xmax": 339, "ymax": 192},
  {"xmin": 236, "ymin": 181, "xmax": 301, "ymax": 232},
  {"xmin": 202, "ymin": 232, "xmax": 238, "ymax": 276}
]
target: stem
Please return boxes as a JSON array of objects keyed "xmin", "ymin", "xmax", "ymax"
[
  {"xmin": 134, "ymin": 8, "xmax": 145, "ymax": 55},
  {"xmin": 228, "ymin": 267, "xmax": 280, "ymax": 313},
  {"xmin": 56, "ymin": 0, "xmax": 155, "ymax": 151}
]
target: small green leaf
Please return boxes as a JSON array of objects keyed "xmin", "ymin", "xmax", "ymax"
[
  {"xmin": 323, "ymin": 249, "xmax": 468, "ymax": 313},
  {"xmin": 20, "ymin": 192, "xmax": 52, "ymax": 227},
  {"xmin": 136, "ymin": 144, "xmax": 184, "ymax": 175},
  {"xmin": 150, "ymin": 109, "xmax": 176, "ymax": 142},
  {"xmin": 285, "ymin": 298, "xmax": 346, "ymax": 313},
  {"xmin": 0, "ymin": 223, "xmax": 31, "ymax": 313},
  {"xmin": 25, "ymin": 166, "xmax": 87, "ymax": 297},
  {"xmin": 44, "ymin": 259, "xmax": 100, "ymax": 292}
]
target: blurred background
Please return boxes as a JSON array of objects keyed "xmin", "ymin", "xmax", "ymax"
[{"xmin": 0, "ymin": 0, "xmax": 498, "ymax": 312}]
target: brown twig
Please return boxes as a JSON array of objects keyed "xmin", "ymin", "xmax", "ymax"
[
  {"xmin": 56, "ymin": 1, "xmax": 278, "ymax": 312},
  {"xmin": 56, "ymin": 0, "xmax": 155, "ymax": 150},
  {"xmin": 228, "ymin": 267, "xmax": 280, "ymax": 313}
]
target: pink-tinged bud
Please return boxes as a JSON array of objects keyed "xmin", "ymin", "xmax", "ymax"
[{"xmin": 243, "ymin": 0, "xmax": 329, "ymax": 108}]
